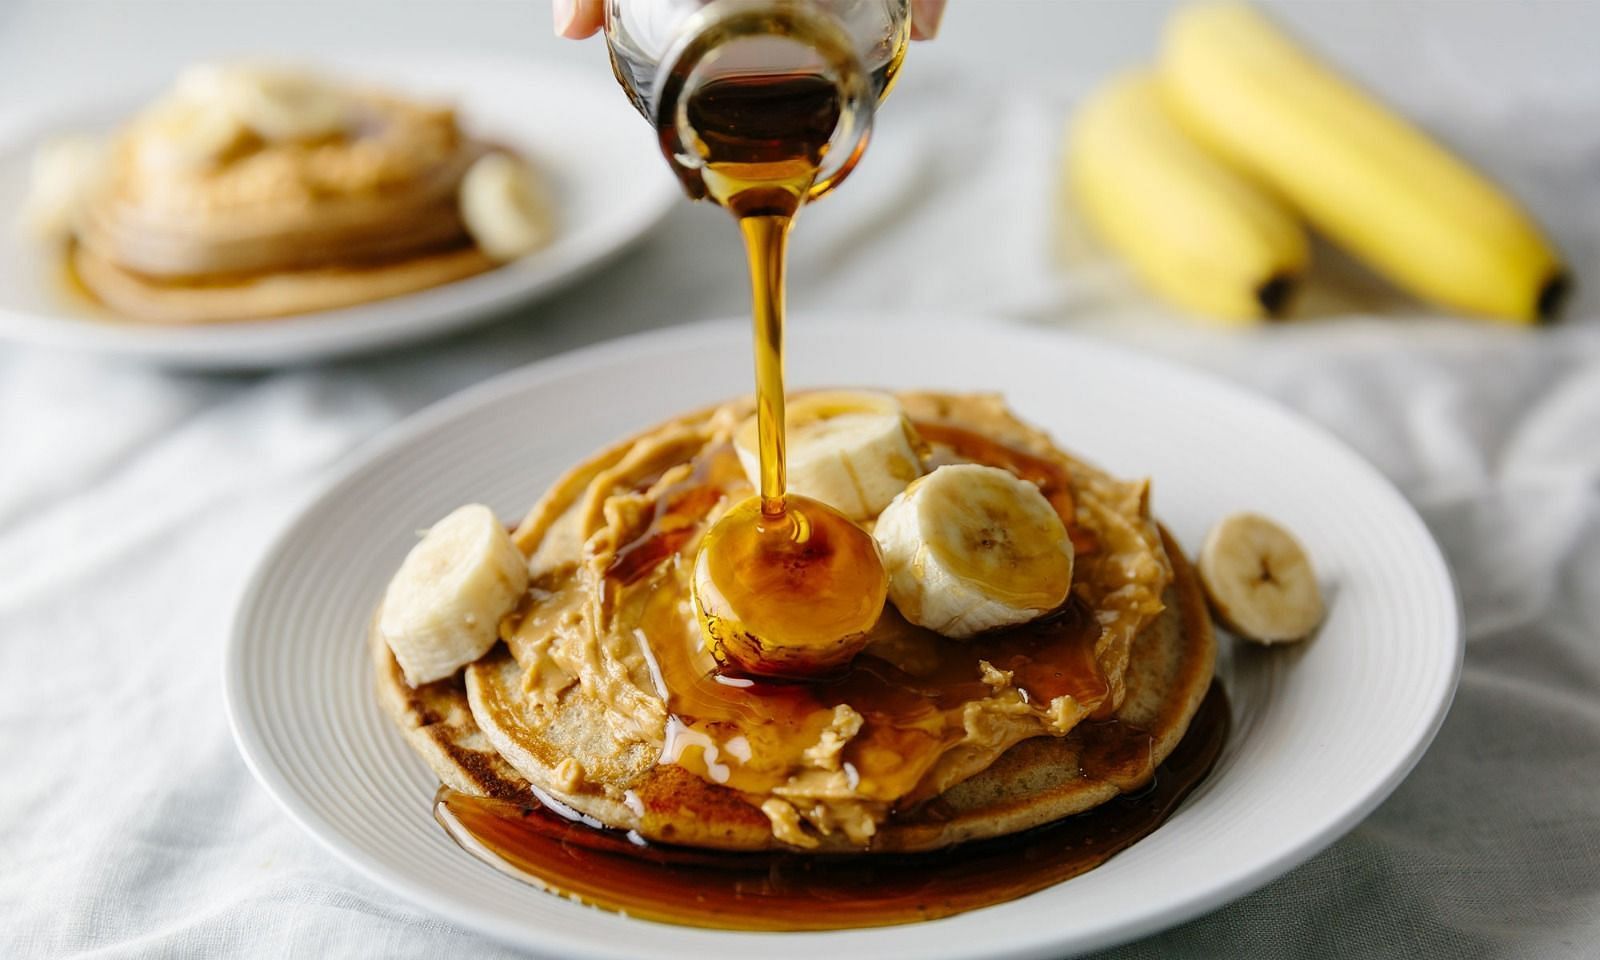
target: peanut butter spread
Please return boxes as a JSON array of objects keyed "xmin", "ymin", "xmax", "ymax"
[{"xmin": 496, "ymin": 393, "xmax": 1172, "ymax": 847}]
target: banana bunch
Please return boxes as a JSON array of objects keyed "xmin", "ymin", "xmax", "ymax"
[
  {"xmin": 1068, "ymin": 72, "xmax": 1307, "ymax": 324},
  {"xmin": 1066, "ymin": 2, "xmax": 1566, "ymax": 326}
]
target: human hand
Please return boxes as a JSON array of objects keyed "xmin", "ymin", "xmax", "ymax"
[{"xmin": 553, "ymin": 0, "xmax": 946, "ymax": 40}]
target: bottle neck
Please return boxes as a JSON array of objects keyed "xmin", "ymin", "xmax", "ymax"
[{"xmin": 650, "ymin": 1, "xmax": 875, "ymax": 204}]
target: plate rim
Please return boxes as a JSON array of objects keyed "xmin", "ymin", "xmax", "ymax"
[
  {"xmin": 0, "ymin": 52, "xmax": 679, "ymax": 368},
  {"xmin": 224, "ymin": 315, "xmax": 1463, "ymax": 959}
]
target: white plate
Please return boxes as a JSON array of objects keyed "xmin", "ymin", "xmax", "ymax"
[
  {"xmin": 226, "ymin": 317, "xmax": 1461, "ymax": 959},
  {"xmin": 0, "ymin": 55, "xmax": 677, "ymax": 367}
]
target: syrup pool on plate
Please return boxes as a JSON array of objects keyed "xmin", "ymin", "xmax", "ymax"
[{"xmin": 436, "ymin": 685, "xmax": 1230, "ymax": 931}]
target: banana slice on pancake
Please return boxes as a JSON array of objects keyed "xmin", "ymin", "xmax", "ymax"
[
  {"xmin": 128, "ymin": 96, "xmax": 248, "ymax": 173},
  {"xmin": 378, "ymin": 504, "xmax": 529, "ymax": 687},
  {"xmin": 1197, "ymin": 512, "xmax": 1322, "ymax": 644},
  {"xmin": 175, "ymin": 62, "xmax": 351, "ymax": 143},
  {"xmin": 874, "ymin": 464, "xmax": 1074, "ymax": 639},
  {"xmin": 459, "ymin": 152, "xmax": 556, "ymax": 261},
  {"xmin": 126, "ymin": 63, "xmax": 348, "ymax": 173},
  {"xmin": 734, "ymin": 390, "xmax": 924, "ymax": 522}
]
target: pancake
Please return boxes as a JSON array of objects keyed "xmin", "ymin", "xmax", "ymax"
[
  {"xmin": 370, "ymin": 529, "xmax": 1211, "ymax": 852},
  {"xmin": 73, "ymin": 241, "xmax": 494, "ymax": 324},
  {"xmin": 60, "ymin": 77, "xmax": 513, "ymax": 324},
  {"xmin": 83, "ymin": 92, "xmax": 477, "ymax": 279},
  {"xmin": 372, "ymin": 392, "xmax": 1216, "ymax": 853},
  {"xmin": 369, "ymin": 611, "xmax": 533, "ymax": 803}
]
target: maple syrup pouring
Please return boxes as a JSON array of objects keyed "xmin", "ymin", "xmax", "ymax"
[
  {"xmin": 436, "ymin": 683, "xmax": 1230, "ymax": 931},
  {"xmin": 684, "ymin": 70, "xmax": 890, "ymax": 679},
  {"xmin": 741, "ymin": 213, "xmax": 790, "ymax": 517},
  {"xmin": 433, "ymin": 39, "xmax": 1232, "ymax": 929},
  {"xmin": 697, "ymin": 71, "xmax": 829, "ymax": 522}
]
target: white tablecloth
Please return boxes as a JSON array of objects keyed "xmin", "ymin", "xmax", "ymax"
[{"xmin": 3, "ymin": 3, "xmax": 1598, "ymax": 957}]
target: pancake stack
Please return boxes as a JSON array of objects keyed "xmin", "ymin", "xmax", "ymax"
[
  {"xmin": 372, "ymin": 392, "xmax": 1217, "ymax": 853},
  {"xmin": 25, "ymin": 64, "xmax": 553, "ymax": 323}
]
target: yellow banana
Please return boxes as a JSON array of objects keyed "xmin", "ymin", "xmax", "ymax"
[
  {"xmin": 1067, "ymin": 71, "xmax": 1309, "ymax": 324},
  {"xmin": 1161, "ymin": 2, "xmax": 1566, "ymax": 324}
]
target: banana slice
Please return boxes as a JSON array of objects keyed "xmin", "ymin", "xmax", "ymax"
[
  {"xmin": 378, "ymin": 504, "xmax": 529, "ymax": 687},
  {"xmin": 175, "ymin": 62, "xmax": 350, "ymax": 142},
  {"xmin": 459, "ymin": 152, "xmax": 556, "ymax": 261},
  {"xmin": 874, "ymin": 464, "xmax": 1074, "ymax": 639},
  {"xmin": 1197, "ymin": 512, "xmax": 1323, "ymax": 644},
  {"xmin": 21, "ymin": 137, "xmax": 107, "ymax": 241},
  {"xmin": 734, "ymin": 390, "xmax": 924, "ymax": 522},
  {"xmin": 128, "ymin": 95, "xmax": 249, "ymax": 173}
]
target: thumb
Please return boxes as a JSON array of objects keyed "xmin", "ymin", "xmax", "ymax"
[{"xmin": 555, "ymin": 0, "xmax": 606, "ymax": 39}]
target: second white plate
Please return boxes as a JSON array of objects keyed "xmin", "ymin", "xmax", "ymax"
[
  {"xmin": 226, "ymin": 317, "xmax": 1461, "ymax": 958},
  {"xmin": 0, "ymin": 54, "xmax": 677, "ymax": 367}
]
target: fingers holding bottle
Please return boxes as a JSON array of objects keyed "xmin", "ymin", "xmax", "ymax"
[{"xmin": 555, "ymin": 0, "xmax": 943, "ymax": 41}]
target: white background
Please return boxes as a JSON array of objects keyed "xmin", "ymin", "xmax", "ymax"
[{"xmin": 3, "ymin": 2, "xmax": 1598, "ymax": 958}]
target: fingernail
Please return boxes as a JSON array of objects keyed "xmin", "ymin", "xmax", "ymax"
[{"xmin": 553, "ymin": 0, "xmax": 577, "ymax": 36}]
